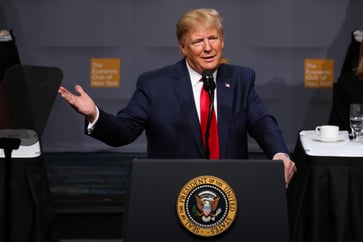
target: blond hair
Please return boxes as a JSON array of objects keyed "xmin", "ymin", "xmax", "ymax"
[{"xmin": 176, "ymin": 8, "xmax": 224, "ymax": 46}]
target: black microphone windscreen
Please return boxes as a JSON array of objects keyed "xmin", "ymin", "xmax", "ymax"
[
  {"xmin": 202, "ymin": 70, "xmax": 213, "ymax": 78},
  {"xmin": 202, "ymin": 70, "xmax": 215, "ymax": 92}
]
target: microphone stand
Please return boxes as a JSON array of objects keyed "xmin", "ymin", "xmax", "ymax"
[
  {"xmin": 0, "ymin": 137, "xmax": 21, "ymax": 242},
  {"xmin": 201, "ymin": 70, "xmax": 216, "ymax": 159}
]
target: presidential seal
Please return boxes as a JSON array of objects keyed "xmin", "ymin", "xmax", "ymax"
[{"xmin": 176, "ymin": 175, "xmax": 238, "ymax": 237}]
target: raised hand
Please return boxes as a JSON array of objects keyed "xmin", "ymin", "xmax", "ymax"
[{"xmin": 58, "ymin": 85, "xmax": 98, "ymax": 123}]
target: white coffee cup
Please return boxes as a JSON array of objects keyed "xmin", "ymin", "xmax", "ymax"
[{"xmin": 315, "ymin": 125, "xmax": 340, "ymax": 141}]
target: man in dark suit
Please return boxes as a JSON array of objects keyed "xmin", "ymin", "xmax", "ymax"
[{"xmin": 59, "ymin": 8, "xmax": 296, "ymax": 187}]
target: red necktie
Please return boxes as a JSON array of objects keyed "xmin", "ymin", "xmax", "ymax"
[{"xmin": 200, "ymin": 85, "xmax": 220, "ymax": 159}]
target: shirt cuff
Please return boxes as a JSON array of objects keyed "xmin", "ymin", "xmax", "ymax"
[
  {"xmin": 86, "ymin": 107, "xmax": 99, "ymax": 135},
  {"xmin": 273, "ymin": 152, "xmax": 290, "ymax": 160}
]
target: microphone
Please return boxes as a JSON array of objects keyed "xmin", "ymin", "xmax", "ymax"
[
  {"xmin": 201, "ymin": 70, "xmax": 215, "ymax": 158},
  {"xmin": 202, "ymin": 70, "xmax": 215, "ymax": 98}
]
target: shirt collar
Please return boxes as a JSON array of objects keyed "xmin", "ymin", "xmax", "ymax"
[
  {"xmin": 185, "ymin": 60, "xmax": 218, "ymax": 87},
  {"xmin": 185, "ymin": 61, "xmax": 201, "ymax": 87}
]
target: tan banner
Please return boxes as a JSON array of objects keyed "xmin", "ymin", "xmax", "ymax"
[
  {"xmin": 304, "ymin": 59, "xmax": 334, "ymax": 88},
  {"xmin": 90, "ymin": 58, "xmax": 120, "ymax": 88}
]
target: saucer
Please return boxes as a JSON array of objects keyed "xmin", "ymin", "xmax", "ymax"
[{"xmin": 314, "ymin": 135, "xmax": 345, "ymax": 142}]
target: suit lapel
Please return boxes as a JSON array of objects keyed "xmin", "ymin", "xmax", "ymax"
[
  {"xmin": 216, "ymin": 66, "xmax": 233, "ymax": 158},
  {"xmin": 172, "ymin": 60, "xmax": 205, "ymax": 157}
]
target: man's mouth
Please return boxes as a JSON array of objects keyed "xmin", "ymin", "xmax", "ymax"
[{"xmin": 203, "ymin": 55, "xmax": 215, "ymax": 61}]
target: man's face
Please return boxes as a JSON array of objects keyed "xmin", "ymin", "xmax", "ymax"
[{"xmin": 178, "ymin": 26, "xmax": 224, "ymax": 74}]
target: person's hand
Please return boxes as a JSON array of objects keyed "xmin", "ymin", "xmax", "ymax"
[
  {"xmin": 273, "ymin": 153, "xmax": 297, "ymax": 189},
  {"xmin": 58, "ymin": 85, "xmax": 98, "ymax": 122}
]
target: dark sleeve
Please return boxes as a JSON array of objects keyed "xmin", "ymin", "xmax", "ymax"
[{"xmin": 339, "ymin": 32, "xmax": 360, "ymax": 77}]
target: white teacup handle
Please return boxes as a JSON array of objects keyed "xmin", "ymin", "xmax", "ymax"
[{"xmin": 315, "ymin": 126, "xmax": 321, "ymax": 135}]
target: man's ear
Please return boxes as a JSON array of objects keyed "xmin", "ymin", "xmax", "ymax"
[{"xmin": 178, "ymin": 43, "xmax": 186, "ymax": 56}]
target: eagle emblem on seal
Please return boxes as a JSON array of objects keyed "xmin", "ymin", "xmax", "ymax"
[{"xmin": 194, "ymin": 191, "xmax": 222, "ymax": 222}]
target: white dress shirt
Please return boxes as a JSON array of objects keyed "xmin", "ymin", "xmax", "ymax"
[{"xmin": 185, "ymin": 61, "xmax": 218, "ymax": 121}]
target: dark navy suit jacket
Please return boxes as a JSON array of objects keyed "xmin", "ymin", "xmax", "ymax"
[{"xmin": 89, "ymin": 59, "xmax": 288, "ymax": 159}]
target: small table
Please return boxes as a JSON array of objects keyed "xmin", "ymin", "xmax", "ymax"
[{"xmin": 288, "ymin": 130, "xmax": 363, "ymax": 242}]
